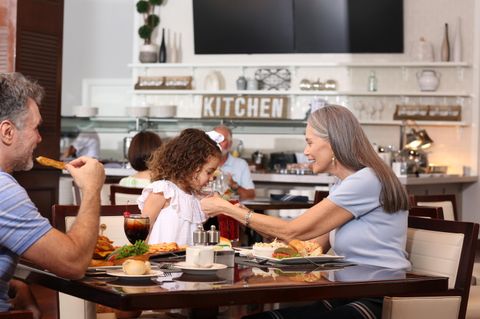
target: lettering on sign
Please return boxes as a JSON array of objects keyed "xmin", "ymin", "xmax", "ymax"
[{"xmin": 201, "ymin": 95, "xmax": 288, "ymax": 119}]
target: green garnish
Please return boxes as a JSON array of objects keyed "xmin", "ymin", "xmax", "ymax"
[{"xmin": 108, "ymin": 240, "xmax": 149, "ymax": 260}]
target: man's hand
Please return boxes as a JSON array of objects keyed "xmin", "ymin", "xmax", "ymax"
[{"xmin": 66, "ymin": 156, "xmax": 105, "ymax": 193}]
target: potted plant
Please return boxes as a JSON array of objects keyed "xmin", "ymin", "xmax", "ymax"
[{"xmin": 137, "ymin": 0, "xmax": 164, "ymax": 63}]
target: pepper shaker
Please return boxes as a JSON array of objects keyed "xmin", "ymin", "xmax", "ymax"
[
  {"xmin": 193, "ymin": 224, "xmax": 208, "ymax": 245},
  {"xmin": 207, "ymin": 225, "xmax": 220, "ymax": 245}
]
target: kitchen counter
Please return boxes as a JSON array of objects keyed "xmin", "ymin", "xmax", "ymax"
[{"xmin": 251, "ymin": 172, "xmax": 477, "ymax": 186}]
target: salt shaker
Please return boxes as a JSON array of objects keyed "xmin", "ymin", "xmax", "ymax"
[
  {"xmin": 207, "ymin": 225, "xmax": 220, "ymax": 245},
  {"xmin": 193, "ymin": 224, "xmax": 207, "ymax": 245}
]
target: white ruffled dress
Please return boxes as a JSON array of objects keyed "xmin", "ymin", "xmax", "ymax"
[{"xmin": 137, "ymin": 180, "xmax": 207, "ymax": 246}]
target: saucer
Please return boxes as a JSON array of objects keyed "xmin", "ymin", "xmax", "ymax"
[{"xmin": 175, "ymin": 262, "xmax": 227, "ymax": 275}]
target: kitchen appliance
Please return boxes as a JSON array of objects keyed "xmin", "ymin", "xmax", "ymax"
[
  {"xmin": 269, "ymin": 152, "xmax": 296, "ymax": 171},
  {"xmin": 123, "ymin": 136, "xmax": 133, "ymax": 160},
  {"xmin": 251, "ymin": 151, "xmax": 266, "ymax": 170}
]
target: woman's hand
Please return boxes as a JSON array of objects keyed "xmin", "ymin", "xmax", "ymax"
[{"xmin": 200, "ymin": 195, "xmax": 233, "ymax": 217}]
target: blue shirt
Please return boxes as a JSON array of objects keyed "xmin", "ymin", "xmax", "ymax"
[
  {"xmin": 221, "ymin": 154, "xmax": 254, "ymax": 189},
  {"xmin": 328, "ymin": 167, "xmax": 410, "ymax": 271},
  {"xmin": 0, "ymin": 172, "xmax": 52, "ymax": 311}
]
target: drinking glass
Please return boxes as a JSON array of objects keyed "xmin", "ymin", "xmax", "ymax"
[
  {"xmin": 124, "ymin": 214, "xmax": 150, "ymax": 244},
  {"xmin": 218, "ymin": 199, "xmax": 240, "ymax": 242}
]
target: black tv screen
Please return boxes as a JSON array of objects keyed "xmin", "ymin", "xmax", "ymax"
[{"xmin": 192, "ymin": 0, "xmax": 403, "ymax": 54}]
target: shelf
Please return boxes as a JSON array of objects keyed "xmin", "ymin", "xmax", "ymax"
[
  {"xmin": 129, "ymin": 62, "xmax": 471, "ymax": 69},
  {"xmin": 132, "ymin": 89, "xmax": 471, "ymax": 97},
  {"xmin": 61, "ymin": 116, "xmax": 469, "ymax": 135}
]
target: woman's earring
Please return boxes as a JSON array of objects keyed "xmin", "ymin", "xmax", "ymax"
[{"xmin": 331, "ymin": 156, "xmax": 336, "ymax": 166}]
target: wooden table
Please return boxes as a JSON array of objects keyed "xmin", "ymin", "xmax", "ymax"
[
  {"xmin": 15, "ymin": 259, "xmax": 447, "ymax": 318},
  {"xmin": 242, "ymin": 199, "xmax": 314, "ymax": 211}
]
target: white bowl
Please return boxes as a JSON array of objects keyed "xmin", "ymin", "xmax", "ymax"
[
  {"xmin": 73, "ymin": 106, "xmax": 98, "ymax": 117},
  {"xmin": 149, "ymin": 105, "xmax": 176, "ymax": 118},
  {"xmin": 126, "ymin": 106, "xmax": 149, "ymax": 117}
]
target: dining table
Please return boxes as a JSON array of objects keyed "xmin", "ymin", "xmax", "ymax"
[{"xmin": 14, "ymin": 255, "xmax": 448, "ymax": 319}]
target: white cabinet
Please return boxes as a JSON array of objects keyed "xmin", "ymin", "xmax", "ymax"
[{"xmin": 128, "ymin": 62, "xmax": 472, "ymax": 125}]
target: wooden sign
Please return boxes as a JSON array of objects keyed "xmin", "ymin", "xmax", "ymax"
[{"xmin": 201, "ymin": 95, "xmax": 288, "ymax": 119}]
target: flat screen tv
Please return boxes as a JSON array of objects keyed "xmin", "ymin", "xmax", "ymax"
[{"xmin": 193, "ymin": 0, "xmax": 403, "ymax": 54}]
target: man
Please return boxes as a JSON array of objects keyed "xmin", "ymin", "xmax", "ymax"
[
  {"xmin": 0, "ymin": 73, "xmax": 105, "ymax": 316},
  {"xmin": 213, "ymin": 125, "xmax": 255, "ymax": 200}
]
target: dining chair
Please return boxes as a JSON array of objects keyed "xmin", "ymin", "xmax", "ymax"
[
  {"xmin": 409, "ymin": 205, "xmax": 445, "ymax": 219},
  {"xmin": 313, "ymin": 190, "xmax": 329, "ymax": 204},
  {"xmin": 51, "ymin": 204, "xmax": 142, "ymax": 319},
  {"xmin": 110, "ymin": 184, "xmax": 143, "ymax": 205},
  {"xmin": 412, "ymin": 194, "xmax": 458, "ymax": 221},
  {"xmin": 0, "ymin": 310, "xmax": 33, "ymax": 319},
  {"xmin": 382, "ymin": 217, "xmax": 478, "ymax": 319},
  {"xmin": 52, "ymin": 204, "xmax": 140, "ymax": 246}
]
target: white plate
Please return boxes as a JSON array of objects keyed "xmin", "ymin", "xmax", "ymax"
[
  {"xmin": 257, "ymin": 254, "xmax": 344, "ymax": 265},
  {"xmin": 174, "ymin": 262, "xmax": 227, "ymax": 275},
  {"xmin": 106, "ymin": 269, "xmax": 163, "ymax": 279}
]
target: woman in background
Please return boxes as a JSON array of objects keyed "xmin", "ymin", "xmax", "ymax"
[
  {"xmin": 201, "ymin": 105, "xmax": 410, "ymax": 319},
  {"xmin": 119, "ymin": 131, "xmax": 162, "ymax": 188}
]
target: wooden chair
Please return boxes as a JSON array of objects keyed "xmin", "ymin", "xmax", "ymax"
[
  {"xmin": 52, "ymin": 204, "xmax": 140, "ymax": 246},
  {"xmin": 412, "ymin": 194, "xmax": 458, "ymax": 221},
  {"xmin": 409, "ymin": 206, "xmax": 445, "ymax": 219},
  {"xmin": 382, "ymin": 217, "xmax": 479, "ymax": 319},
  {"xmin": 110, "ymin": 184, "xmax": 143, "ymax": 205},
  {"xmin": 313, "ymin": 190, "xmax": 329, "ymax": 204},
  {"xmin": 0, "ymin": 310, "xmax": 33, "ymax": 319},
  {"xmin": 51, "ymin": 204, "xmax": 141, "ymax": 319}
]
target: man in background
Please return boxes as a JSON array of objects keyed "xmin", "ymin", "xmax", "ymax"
[
  {"xmin": 0, "ymin": 73, "xmax": 105, "ymax": 317},
  {"xmin": 214, "ymin": 125, "xmax": 255, "ymax": 200}
]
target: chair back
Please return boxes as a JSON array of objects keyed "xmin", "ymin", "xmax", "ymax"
[
  {"xmin": 313, "ymin": 190, "xmax": 329, "ymax": 204},
  {"xmin": 0, "ymin": 310, "xmax": 34, "ymax": 319},
  {"xmin": 52, "ymin": 204, "xmax": 140, "ymax": 246},
  {"xmin": 412, "ymin": 194, "xmax": 457, "ymax": 221},
  {"xmin": 409, "ymin": 206, "xmax": 445, "ymax": 219},
  {"xmin": 110, "ymin": 184, "xmax": 143, "ymax": 205},
  {"xmin": 405, "ymin": 217, "xmax": 478, "ymax": 319}
]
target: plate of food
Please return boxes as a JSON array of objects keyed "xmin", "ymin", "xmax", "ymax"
[{"xmin": 253, "ymin": 239, "xmax": 344, "ymax": 265}]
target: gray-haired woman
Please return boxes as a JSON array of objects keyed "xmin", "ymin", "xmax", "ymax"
[{"xmin": 201, "ymin": 105, "xmax": 410, "ymax": 319}]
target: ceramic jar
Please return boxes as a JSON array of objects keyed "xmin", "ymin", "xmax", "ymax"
[
  {"xmin": 416, "ymin": 70, "xmax": 440, "ymax": 91},
  {"xmin": 139, "ymin": 44, "xmax": 158, "ymax": 63},
  {"xmin": 410, "ymin": 37, "xmax": 434, "ymax": 62}
]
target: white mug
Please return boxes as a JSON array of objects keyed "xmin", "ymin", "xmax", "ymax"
[{"xmin": 186, "ymin": 245, "xmax": 214, "ymax": 268}]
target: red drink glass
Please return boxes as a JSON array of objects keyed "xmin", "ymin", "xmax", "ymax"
[
  {"xmin": 218, "ymin": 199, "xmax": 240, "ymax": 242},
  {"xmin": 124, "ymin": 214, "xmax": 150, "ymax": 244}
]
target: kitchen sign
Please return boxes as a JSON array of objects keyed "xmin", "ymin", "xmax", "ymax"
[{"xmin": 201, "ymin": 95, "xmax": 288, "ymax": 119}]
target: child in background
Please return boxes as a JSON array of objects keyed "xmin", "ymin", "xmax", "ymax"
[{"xmin": 138, "ymin": 128, "xmax": 222, "ymax": 246}]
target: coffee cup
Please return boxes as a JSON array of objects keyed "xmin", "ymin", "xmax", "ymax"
[{"xmin": 186, "ymin": 245, "xmax": 214, "ymax": 268}]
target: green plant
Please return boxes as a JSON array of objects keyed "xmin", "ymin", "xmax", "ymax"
[{"xmin": 137, "ymin": 0, "xmax": 163, "ymax": 45}]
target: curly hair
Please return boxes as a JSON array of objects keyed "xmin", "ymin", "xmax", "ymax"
[
  {"xmin": 0, "ymin": 73, "xmax": 44, "ymax": 129},
  {"xmin": 148, "ymin": 128, "xmax": 221, "ymax": 192}
]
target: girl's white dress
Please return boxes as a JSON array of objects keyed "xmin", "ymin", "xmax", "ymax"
[{"xmin": 137, "ymin": 180, "xmax": 207, "ymax": 246}]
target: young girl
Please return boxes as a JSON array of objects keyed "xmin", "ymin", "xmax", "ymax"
[{"xmin": 138, "ymin": 128, "xmax": 222, "ymax": 246}]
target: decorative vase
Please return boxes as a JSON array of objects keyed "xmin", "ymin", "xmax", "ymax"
[
  {"xmin": 416, "ymin": 69, "xmax": 440, "ymax": 91},
  {"xmin": 159, "ymin": 28, "xmax": 167, "ymax": 63},
  {"xmin": 169, "ymin": 31, "xmax": 178, "ymax": 63},
  {"xmin": 139, "ymin": 44, "xmax": 158, "ymax": 63},
  {"xmin": 440, "ymin": 23, "xmax": 450, "ymax": 62},
  {"xmin": 452, "ymin": 18, "xmax": 462, "ymax": 62}
]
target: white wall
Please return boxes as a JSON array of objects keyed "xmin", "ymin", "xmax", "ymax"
[
  {"xmin": 61, "ymin": 0, "xmax": 480, "ymax": 223},
  {"xmin": 62, "ymin": 0, "xmax": 133, "ymax": 116}
]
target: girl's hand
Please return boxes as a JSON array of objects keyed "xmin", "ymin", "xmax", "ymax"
[{"xmin": 200, "ymin": 195, "xmax": 232, "ymax": 217}]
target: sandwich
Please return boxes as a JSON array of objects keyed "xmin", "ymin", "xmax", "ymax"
[{"xmin": 272, "ymin": 239, "xmax": 323, "ymax": 259}]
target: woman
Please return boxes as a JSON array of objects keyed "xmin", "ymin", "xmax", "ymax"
[
  {"xmin": 201, "ymin": 105, "xmax": 410, "ymax": 319},
  {"xmin": 119, "ymin": 131, "xmax": 162, "ymax": 188}
]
